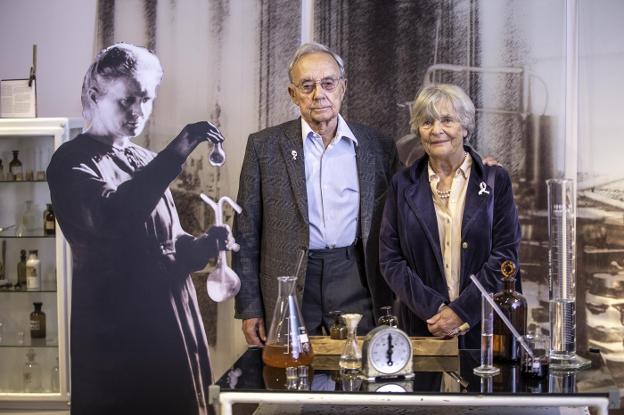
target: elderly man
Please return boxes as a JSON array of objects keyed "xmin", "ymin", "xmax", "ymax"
[{"xmin": 233, "ymin": 42, "xmax": 398, "ymax": 346}]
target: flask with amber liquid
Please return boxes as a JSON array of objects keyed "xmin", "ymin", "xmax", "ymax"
[
  {"xmin": 30, "ymin": 302, "xmax": 46, "ymax": 339},
  {"xmin": 43, "ymin": 204, "xmax": 56, "ymax": 236},
  {"xmin": 262, "ymin": 276, "xmax": 314, "ymax": 368},
  {"xmin": 493, "ymin": 260, "xmax": 527, "ymax": 361}
]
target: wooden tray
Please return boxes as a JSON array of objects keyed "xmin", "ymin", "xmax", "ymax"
[{"xmin": 309, "ymin": 335, "xmax": 458, "ymax": 356}]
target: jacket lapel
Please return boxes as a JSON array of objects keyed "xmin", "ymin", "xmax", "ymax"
[
  {"xmin": 279, "ymin": 119, "xmax": 308, "ymax": 224},
  {"xmin": 351, "ymin": 123, "xmax": 376, "ymax": 243},
  {"xmin": 461, "ymin": 148, "xmax": 488, "ymax": 236},
  {"xmin": 403, "ymin": 161, "xmax": 445, "ymax": 278}
]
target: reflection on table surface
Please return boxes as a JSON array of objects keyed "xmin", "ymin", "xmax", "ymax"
[{"xmin": 216, "ymin": 347, "xmax": 618, "ymax": 398}]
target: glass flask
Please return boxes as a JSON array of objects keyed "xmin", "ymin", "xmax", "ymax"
[
  {"xmin": 339, "ymin": 313, "xmax": 362, "ymax": 371},
  {"xmin": 546, "ymin": 179, "xmax": 590, "ymax": 370},
  {"xmin": 9, "ymin": 150, "xmax": 23, "ymax": 181},
  {"xmin": 377, "ymin": 306, "xmax": 399, "ymax": 327},
  {"xmin": 328, "ymin": 310, "xmax": 347, "ymax": 340},
  {"xmin": 23, "ymin": 348, "xmax": 42, "ymax": 392},
  {"xmin": 493, "ymin": 260, "xmax": 527, "ymax": 362},
  {"xmin": 262, "ymin": 276, "xmax": 314, "ymax": 368},
  {"xmin": 16, "ymin": 200, "xmax": 38, "ymax": 237},
  {"xmin": 208, "ymin": 142, "xmax": 226, "ymax": 167}
]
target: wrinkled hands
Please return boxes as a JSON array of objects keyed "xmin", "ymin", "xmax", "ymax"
[
  {"xmin": 426, "ymin": 306, "xmax": 465, "ymax": 338},
  {"xmin": 242, "ymin": 318, "xmax": 266, "ymax": 347}
]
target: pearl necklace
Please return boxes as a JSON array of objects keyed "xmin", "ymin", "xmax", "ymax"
[{"xmin": 432, "ymin": 152, "xmax": 469, "ymax": 201}]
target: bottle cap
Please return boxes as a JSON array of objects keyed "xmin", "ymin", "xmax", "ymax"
[
  {"xmin": 33, "ymin": 302, "xmax": 43, "ymax": 308},
  {"xmin": 28, "ymin": 249, "xmax": 38, "ymax": 256},
  {"xmin": 500, "ymin": 260, "xmax": 516, "ymax": 279},
  {"xmin": 20, "ymin": 249, "xmax": 27, "ymax": 256}
]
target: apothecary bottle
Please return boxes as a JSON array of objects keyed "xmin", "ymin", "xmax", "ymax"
[
  {"xmin": 26, "ymin": 250, "xmax": 41, "ymax": 290},
  {"xmin": 44, "ymin": 203, "xmax": 56, "ymax": 236},
  {"xmin": 493, "ymin": 261, "xmax": 527, "ymax": 361},
  {"xmin": 9, "ymin": 150, "xmax": 23, "ymax": 181},
  {"xmin": 23, "ymin": 349, "xmax": 42, "ymax": 392},
  {"xmin": 17, "ymin": 249, "xmax": 27, "ymax": 287},
  {"xmin": 329, "ymin": 310, "xmax": 347, "ymax": 340},
  {"xmin": 30, "ymin": 302, "xmax": 46, "ymax": 338}
]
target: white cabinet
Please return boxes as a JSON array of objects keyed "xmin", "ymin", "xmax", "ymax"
[{"xmin": 0, "ymin": 118, "xmax": 78, "ymax": 411}]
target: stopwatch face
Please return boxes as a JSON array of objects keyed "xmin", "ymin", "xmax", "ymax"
[{"xmin": 368, "ymin": 328, "xmax": 412, "ymax": 374}]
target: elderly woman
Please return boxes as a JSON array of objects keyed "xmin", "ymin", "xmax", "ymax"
[
  {"xmin": 379, "ymin": 84, "xmax": 521, "ymax": 348},
  {"xmin": 47, "ymin": 43, "xmax": 228, "ymax": 414}
]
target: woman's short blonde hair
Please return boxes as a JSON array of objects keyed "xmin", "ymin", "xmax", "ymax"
[{"xmin": 409, "ymin": 84, "xmax": 476, "ymax": 142}]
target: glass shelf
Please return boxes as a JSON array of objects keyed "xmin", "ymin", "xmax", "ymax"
[
  {"xmin": 0, "ymin": 281, "xmax": 57, "ymax": 293},
  {"xmin": 0, "ymin": 335, "xmax": 58, "ymax": 348},
  {"xmin": 0, "ymin": 179, "xmax": 47, "ymax": 183},
  {"xmin": 0, "ymin": 230, "xmax": 55, "ymax": 239}
]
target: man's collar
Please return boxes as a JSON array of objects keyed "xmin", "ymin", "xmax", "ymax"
[{"xmin": 300, "ymin": 115, "xmax": 358, "ymax": 147}]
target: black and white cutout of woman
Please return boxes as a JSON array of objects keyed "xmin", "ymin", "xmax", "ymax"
[{"xmin": 47, "ymin": 43, "xmax": 227, "ymax": 415}]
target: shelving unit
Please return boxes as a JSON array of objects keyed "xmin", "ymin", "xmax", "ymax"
[{"xmin": 0, "ymin": 118, "xmax": 78, "ymax": 411}]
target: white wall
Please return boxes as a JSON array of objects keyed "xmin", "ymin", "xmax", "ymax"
[{"xmin": 0, "ymin": 0, "xmax": 97, "ymax": 118}]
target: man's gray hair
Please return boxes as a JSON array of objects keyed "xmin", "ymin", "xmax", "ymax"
[
  {"xmin": 81, "ymin": 43, "xmax": 163, "ymax": 122},
  {"xmin": 287, "ymin": 42, "xmax": 345, "ymax": 82},
  {"xmin": 409, "ymin": 84, "xmax": 476, "ymax": 142}
]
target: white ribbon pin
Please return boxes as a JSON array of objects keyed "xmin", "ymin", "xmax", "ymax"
[
  {"xmin": 478, "ymin": 182, "xmax": 490, "ymax": 196},
  {"xmin": 291, "ymin": 150, "xmax": 298, "ymax": 161}
]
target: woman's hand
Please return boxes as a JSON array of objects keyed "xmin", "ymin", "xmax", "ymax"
[
  {"xmin": 426, "ymin": 306, "xmax": 464, "ymax": 337},
  {"xmin": 169, "ymin": 121, "xmax": 225, "ymax": 159}
]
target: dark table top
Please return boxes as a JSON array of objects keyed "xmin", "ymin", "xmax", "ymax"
[{"xmin": 215, "ymin": 347, "xmax": 619, "ymax": 407}]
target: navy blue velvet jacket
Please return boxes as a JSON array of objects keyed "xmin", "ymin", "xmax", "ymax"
[{"xmin": 379, "ymin": 146, "xmax": 521, "ymax": 348}]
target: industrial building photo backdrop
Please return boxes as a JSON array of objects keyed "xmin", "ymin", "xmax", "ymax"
[{"xmin": 0, "ymin": 0, "xmax": 623, "ymax": 403}]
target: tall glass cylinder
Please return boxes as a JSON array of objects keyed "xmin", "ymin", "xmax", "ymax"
[
  {"xmin": 546, "ymin": 179, "xmax": 589, "ymax": 370},
  {"xmin": 474, "ymin": 293, "xmax": 500, "ymax": 376}
]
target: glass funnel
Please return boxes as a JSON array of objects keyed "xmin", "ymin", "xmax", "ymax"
[
  {"xmin": 546, "ymin": 179, "xmax": 590, "ymax": 370},
  {"xmin": 262, "ymin": 276, "xmax": 314, "ymax": 368},
  {"xmin": 339, "ymin": 313, "xmax": 362, "ymax": 371}
]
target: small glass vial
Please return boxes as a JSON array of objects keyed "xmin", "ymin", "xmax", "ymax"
[
  {"xmin": 377, "ymin": 306, "xmax": 399, "ymax": 327},
  {"xmin": 285, "ymin": 366, "xmax": 298, "ymax": 390},
  {"xmin": 328, "ymin": 310, "xmax": 347, "ymax": 340},
  {"xmin": 26, "ymin": 250, "xmax": 41, "ymax": 290},
  {"xmin": 17, "ymin": 249, "xmax": 27, "ymax": 288},
  {"xmin": 43, "ymin": 204, "xmax": 56, "ymax": 236},
  {"xmin": 297, "ymin": 365, "xmax": 309, "ymax": 390},
  {"xmin": 23, "ymin": 349, "xmax": 42, "ymax": 392},
  {"xmin": 30, "ymin": 302, "xmax": 46, "ymax": 338},
  {"xmin": 50, "ymin": 357, "xmax": 60, "ymax": 392}
]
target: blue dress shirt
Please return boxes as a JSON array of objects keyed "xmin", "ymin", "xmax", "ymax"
[{"xmin": 302, "ymin": 116, "xmax": 359, "ymax": 249}]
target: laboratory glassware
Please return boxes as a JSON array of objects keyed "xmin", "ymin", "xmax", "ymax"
[
  {"xmin": 199, "ymin": 193, "xmax": 242, "ymax": 302},
  {"xmin": 473, "ymin": 292, "xmax": 500, "ymax": 376},
  {"xmin": 339, "ymin": 313, "xmax": 363, "ymax": 371},
  {"xmin": 546, "ymin": 179, "xmax": 590, "ymax": 370},
  {"xmin": 262, "ymin": 276, "xmax": 314, "ymax": 368},
  {"xmin": 377, "ymin": 306, "xmax": 399, "ymax": 328}
]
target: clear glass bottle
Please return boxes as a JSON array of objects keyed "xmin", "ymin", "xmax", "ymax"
[
  {"xmin": 43, "ymin": 204, "xmax": 56, "ymax": 236},
  {"xmin": 17, "ymin": 249, "xmax": 27, "ymax": 288},
  {"xmin": 50, "ymin": 356, "xmax": 60, "ymax": 392},
  {"xmin": 328, "ymin": 310, "xmax": 347, "ymax": 340},
  {"xmin": 23, "ymin": 349, "xmax": 42, "ymax": 392},
  {"xmin": 26, "ymin": 250, "xmax": 41, "ymax": 290},
  {"xmin": 9, "ymin": 150, "xmax": 23, "ymax": 181},
  {"xmin": 493, "ymin": 260, "xmax": 527, "ymax": 362},
  {"xmin": 16, "ymin": 200, "xmax": 37, "ymax": 237},
  {"xmin": 339, "ymin": 313, "xmax": 362, "ymax": 371},
  {"xmin": 262, "ymin": 276, "xmax": 314, "ymax": 368},
  {"xmin": 377, "ymin": 306, "xmax": 399, "ymax": 327},
  {"xmin": 30, "ymin": 302, "xmax": 46, "ymax": 339}
]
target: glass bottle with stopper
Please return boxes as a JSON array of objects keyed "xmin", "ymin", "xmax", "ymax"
[
  {"xmin": 328, "ymin": 310, "xmax": 347, "ymax": 340},
  {"xmin": 377, "ymin": 306, "xmax": 399, "ymax": 327},
  {"xmin": 493, "ymin": 260, "xmax": 527, "ymax": 362},
  {"xmin": 262, "ymin": 276, "xmax": 314, "ymax": 368}
]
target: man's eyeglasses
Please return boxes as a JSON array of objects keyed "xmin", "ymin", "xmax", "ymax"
[{"xmin": 294, "ymin": 77, "xmax": 342, "ymax": 94}]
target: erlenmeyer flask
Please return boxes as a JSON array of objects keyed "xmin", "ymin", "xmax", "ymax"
[{"xmin": 262, "ymin": 276, "xmax": 314, "ymax": 368}]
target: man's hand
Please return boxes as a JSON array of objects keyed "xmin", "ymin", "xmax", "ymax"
[
  {"xmin": 426, "ymin": 306, "xmax": 464, "ymax": 338},
  {"xmin": 242, "ymin": 318, "xmax": 266, "ymax": 347}
]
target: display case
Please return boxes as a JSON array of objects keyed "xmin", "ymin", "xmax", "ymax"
[{"xmin": 0, "ymin": 118, "xmax": 78, "ymax": 411}]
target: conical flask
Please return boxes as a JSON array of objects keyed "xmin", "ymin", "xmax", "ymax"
[{"xmin": 262, "ymin": 276, "xmax": 314, "ymax": 368}]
